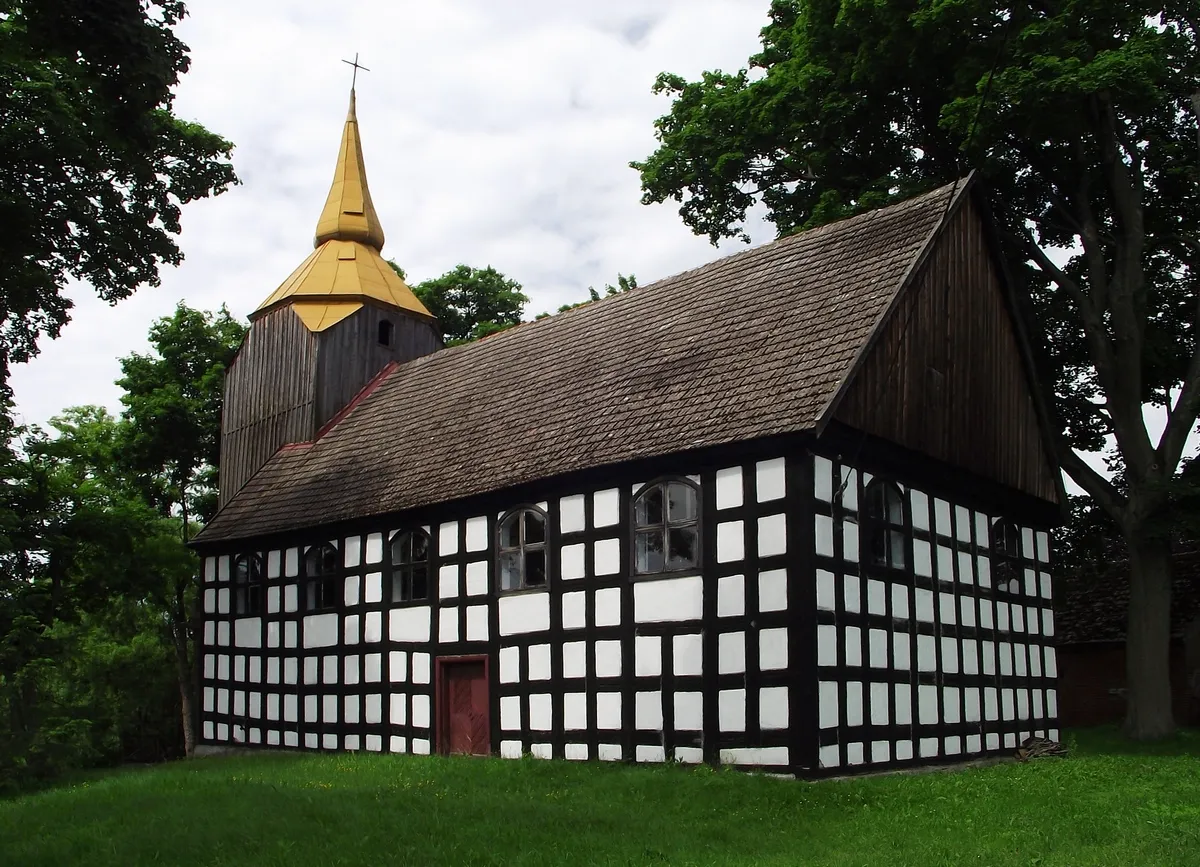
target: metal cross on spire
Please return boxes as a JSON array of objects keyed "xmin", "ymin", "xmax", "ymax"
[{"xmin": 342, "ymin": 53, "xmax": 370, "ymax": 89}]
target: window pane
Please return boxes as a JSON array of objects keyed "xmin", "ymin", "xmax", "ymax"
[
  {"xmin": 635, "ymin": 530, "xmax": 665, "ymax": 573},
  {"xmin": 524, "ymin": 511, "xmax": 546, "ymax": 545},
  {"xmin": 306, "ymin": 580, "xmax": 318, "ymax": 610},
  {"xmin": 499, "ymin": 552, "xmax": 521, "ymax": 591},
  {"xmin": 249, "ymin": 590, "xmax": 262, "ymax": 616},
  {"xmin": 667, "ymin": 526, "xmax": 698, "ymax": 570},
  {"xmin": 234, "ymin": 558, "xmax": 249, "ymax": 584},
  {"xmin": 391, "ymin": 573, "xmax": 407, "ymax": 603},
  {"xmin": 391, "ymin": 537, "xmax": 408, "ymax": 566},
  {"xmin": 885, "ymin": 489, "xmax": 904, "ymax": 526},
  {"xmin": 888, "ymin": 530, "xmax": 907, "ymax": 569},
  {"xmin": 667, "ymin": 483, "xmax": 697, "ymax": 523},
  {"xmin": 635, "ymin": 485, "xmax": 664, "ymax": 527},
  {"xmin": 411, "ymin": 566, "xmax": 428, "ymax": 600},
  {"xmin": 868, "ymin": 528, "xmax": 888, "ymax": 567},
  {"xmin": 525, "ymin": 549, "xmax": 547, "ymax": 587},
  {"xmin": 411, "ymin": 531, "xmax": 429, "ymax": 563},
  {"xmin": 235, "ymin": 589, "xmax": 247, "ymax": 615},
  {"xmin": 321, "ymin": 577, "xmax": 340, "ymax": 609},
  {"xmin": 499, "ymin": 515, "xmax": 521, "ymax": 550}
]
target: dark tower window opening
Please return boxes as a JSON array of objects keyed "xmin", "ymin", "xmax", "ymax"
[
  {"xmin": 378, "ymin": 319, "xmax": 394, "ymax": 346},
  {"xmin": 863, "ymin": 480, "xmax": 906, "ymax": 570},
  {"xmin": 991, "ymin": 518, "xmax": 1022, "ymax": 592}
]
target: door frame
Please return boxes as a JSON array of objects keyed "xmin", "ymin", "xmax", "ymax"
[{"xmin": 434, "ymin": 654, "xmax": 491, "ymax": 756}]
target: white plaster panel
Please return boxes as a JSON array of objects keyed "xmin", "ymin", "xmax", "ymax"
[
  {"xmin": 635, "ymin": 635, "xmax": 661, "ymax": 677},
  {"xmin": 560, "ymin": 496, "xmax": 586, "ymax": 534},
  {"xmin": 984, "ymin": 688, "xmax": 999, "ymax": 721},
  {"xmin": 894, "ymin": 682, "xmax": 912, "ymax": 725},
  {"xmin": 840, "ymin": 468, "xmax": 859, "ymax": 511},
  {"xmin": 869, "ymin": 629, "xmax": 888, "ymax": 668},
  {"xmin": 302, "ymin": 614, "xmax": 338, "ymax": 648},
  {"xmin": 962, "ymin": 638, "xmax": 978, "ymax": 675},
  {"xmin": 917, "ymin": 635, "xmax": 937, "ymax": 672},
  {"xmin": 673, "ymin": 633, "xmax": 703, "ymax": 676},
  {"xmin": 1030, "ymin": 646, "xmax": 1043, "ymax": 677},
  {"xmin": 217, "ymin": 655, "xmax": 230, "ymax": 681},
  {"xmin": 965, "ymin": 687, "xmax": 981, "ymax": 723},
  {"xmin": 817, "ymin": 625, "xmax": 837, "ymax": 667},
  {"xmin": 716, "ymin": 520, "xmax": 745, "ymax": 563},
  {"xmin": 893, "ymin": 632, "xmax": 910, "ymax": 669},
  {"xmin": 499, "ymin": 646, "xmax": 519, "ymax": 684},
  {"xmin": 1002, "ymin": 688, "xmax": 1016, "ymax": 720},
  {"xmin": 715, "ymin": 466, "xmax": 744, "ymax": 509},
  {"xmin": 675, "ymin": 691, "xmax": 703, "ymax": 730},
  {"xmin": 977, "ymin": 555, "xmax": 992, "ymax": 588},
  {"xmin": 843, "ymin": 573, "xmax": 861, "ymax": 613},
  {"xmin": 280, "ymin": 548, "xmax": 297, "ymax": 577},
  {"xmin": 344, "ymin": 614, "xmax": 360, "ymax": 645},
  {"xmin": 364, "ymin": 653, "xmax": 382, "ymax": 683},
  {"xmin": 390, "ymin": 606, "xmax": 431, "ymax": 643},
  {"xmin": 954, "ymin": 505, "xmax": 971, "ymax": 544},
  {"xmin": 719, "ymin": 688, "xmax": 746, "ymax": 732},
  {"xmin": 718, "ymin": 631, "xmax": 745, "ymax": 674},
  {"xmin": 344, "ymin": 574, "xmax": 360, "ymax": 607},
  {"xmin": 500, "ymin": 740, "xmax": 522, "ymax": 759},
  {"xmin": 322, "ymin": 654, "xmax": 338, "ymax": 685},
  {"xmin": 918, "ymin": 684, "xmax": 939, "ymax": 725},
  {"xmin": 816, "ymin": 569, "xmax": 836, "ymax": 611},
  {"xmin": 562, "ymin": 591, "xmax": 586, "ymax": 630},
  {"xmin": 265, "ymin": 587, "xmax": 280, "ymax": 615},
  {"xmin": 345, "ymin": 695, "xmax": 361, "ymax": 725},
  {"xmin": 463, "ymin": 560, "xmax": 488, "ymax": 596},
  {"xmin": 846, "ymin": 742, "xmax": 864, "ymax": 766},
  {"xmin": 593, "ymin": 489, "xmax": 620, "ymax": 527},
  {"xmin": 323, "ymin": 694, "xmax": 338, "ymax": 723},
  {"xmin": 717, "ymin": 574, "xmax": 745, "ymax": 618},
  {"xmin": 891, "ymin": 582, "xmax": 910, "ymax": 620},
  {"xmin": 563, "ymin": 641, "xmax": 586, "ymax": 678},
  {"xmin": 936, "ymin": 545, "xmax": 954, "ymax": 583},
  {"xmin": 760, "ymin": 627, "xmax": 788, "ymax": 670},
  {"xmin": 914, "ymin": 588, "xmax": 935, "ymax": 622},
  {"xmin": 500, "ymin": 696, "xmax": 519, "ymax": 730},
  {"xmin": 438, "ymin": 522, "xmax": 459, "ymax": 556},
  {"xmin": 913, "ymin": 539, "xmax": 933, "ymax": 578},
  {"xmin": 281, "ymin": 658, "xmax": 295, "ymax": 684},
  {"xmin": 843, "ymin": 519, "xmax": 860, "ymax": 564},
  {"xmin": 217, "ymin": 555, "xmax": 230, "ymax": 582},
  {"xmin": 1047, "ymin": 689, "xmax": 1058, "ymax": 718},
  {"xmin": 910, "ymin": 490, "xmax": 930, "ymax": 530},
  {"xmin": 203, "ymin": 655, "xmax": 215, "ymax": 679},
  {"xmin": 756, "ymin": 458, "xmax": 786, "ymax": 502},
  {"xmin": 499, "ymin": 592, "xmax": 551, "ymax": 636},
  {"xmin": 594, "ymin": 538, "xmax": 620, "ymax": 576},
  {"xmin": 343, "ymin": 536, "xmax": 362, "ymax": 568},
  {"xmin": 634, "ymin": 575, "xmax": 701, "ymax": 622},
  {"xmin": 943, "ymin": 686, "xmax": 961, "ymax": 724},
  {"xmin": 217, "ymin": 588, "xmax": 229, "ymax": 615},
  {"xmin": 565, "ymin": 743, "xmax": 588, "ymax": 761},
  {"xmin": 939, "ymin": 593, "xmax": 957, "ymax": 626},
  {"xmin": 999, "ymin": 642, "xmax": 1013, "ymax": 676},
  {"xmin": 233, "ymin": 618, "xmax": 261, "ymax": 648},
  {"xmin": 365, "ymin": 533, "xmax": 383, "ymax": 564},
  {"xmin": 204, "ymin": 557, "xmax": 217, "ymax": 583},
  {"xmin": 819, "ymin": 744, "xmax": 839, "ymax": 768},
  {"xmin": 594, "ymin": 587, "xmax": 622, "ymax": 627},
  {"xmin": 1022, "ymin": 527, "xmax": 1036, "ymax": 560},
  {"xmin": 595, "ymin": 640, "xmax": 622, "ymax": 678},
  {"xmin": 958, "ymin": 550, "xmax": 975, "ymax": 584},
  {"xmin": 846, "ymin": 681, "xmax": 863, "ymax": 727},
  {"xmin": 528, "ymin": 644, "xmax": 552, "ymax": 681},
  {"xmin": 361, "ymin": 611, "xmax": 381, "ymax": 644},
  {"xmin": 465, "ymin": 516, "xmax": 488, "ymax": 552},
  {"xmin": 934, "ymin": 499, "xmax": 952, "ymax": 537},
  {"xmin": 203, "ymin": 621, "xmax": 215, "ymax": 647},
  {"xmin": 635, "ymin": 691, "xmax": 662, "ymax": 730},
  {"xmin": 636, "ymin": 745, "xmax": 666, "ymax": 763},
  {"xmin": 303, "ymin": 695, "xmax": 316, "ymax": 722},
  {"xmin": 814, "ymin": 456, "xmax": 834, "ymax": 501},
  {"xmin": 344, "ymin": 656, "xmax": 360, "ymax": 685},
  {"xmin": 529, "ymin": 694, "xmax": 552, "ymax": 731},
  {"xmin": 819, "ymin": 680, "xmax": 839, "ymax": 729},
  {"xmin": 249, "ymin": 657, "xmax": 261, "ymax": 683},
  {"xmin": 466, "ymin": 605, "xmax": 488, "ymax": 642},
  {"xmin": 364, "ymin": 572, "xmax": 383, "ymax": 605},
  {"xmin": 266, "ymin": 622, "xmax": 279, "ymax": 649},
  {"xmin": 997, "ymin": 600, "xmax": 1010, "ymax": 632},
  {"xmin": 944, "ymin": 736, "xmax": 961, "ymax": 756},
  {"xmin": 596, "ymin": 692, "xmax": 621, "ymax": 729},
  {"xmin": 758, "ymin": 513, "xmax": 787, "ymax": 554},
  {"xmin": 760, "ymin": 687, "xmax": 789, "ymax": 729},
  {"xmin": 564, "ymin": 692, "xmax": 587, "ymax": 730},
  {"xmin": 759, "ymin": 569, "xmax": 787, "ymax": 613},
  {"xmin": 284, "ymin": 585, "xmax": 298, "ymax": 613},
  {"xmin": 439, "ymin": 564, "xmax": 459, "ymax": 599},
  {"xmin": 1036, "ymin": 531, "xmax": 1050, "ymax": 562},
  {"xmin": 410, "ymin": 695, "xmax": 429, "ymax": 729},
  {"xmin": 815, "ymin": 514, "xmax": 834, "ymax": 558},
  {"xmin": 1045, "ymin": 646, "xmax": 1057, "ymax": 678},
  {"xmin": 412, "ymin": 652, "xmax": 431, "ymax": 684},
  {"xmin": 561, "ymin": 543, "xmax": 585, "ymax": 580},
  {"xmin": 389, "ymin": 650, "xmax": 408, "ymax": 683},
  {"xmin": 960, "ymin": 596, "xmax": 976, "ymax": 628}
]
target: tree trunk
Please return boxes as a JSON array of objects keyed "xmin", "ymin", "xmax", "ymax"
[
  {"xmin": 171, "ymin": 620, "xmax": 196, "ymax": 757},
  {"xmin": 1123, "ymin": 533, "xmax": 1175, "ymax": 739}
]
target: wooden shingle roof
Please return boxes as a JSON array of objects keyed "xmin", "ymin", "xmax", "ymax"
[{"xmin": 197, "ymin": 180, "xmax": 963, "ymax": 544}]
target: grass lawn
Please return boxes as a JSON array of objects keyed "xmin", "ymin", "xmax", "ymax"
[{"xmin": 2, "ymin": 727, "xmax": 1198, "ymax": 867}]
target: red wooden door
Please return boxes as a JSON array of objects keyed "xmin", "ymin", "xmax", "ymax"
[{"xmin": 441, "ymin": 659, "xmax": 490, "ymax": 756}]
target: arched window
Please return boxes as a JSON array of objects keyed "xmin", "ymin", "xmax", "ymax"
[
  {"xmin": 863, "ymin": 480, "xmax": 906, "ymax": 569},
  {"xmin": 497, "ymin": 507, "xmax": 548, "ymax": 591},
  {"xmin": 391, "ymin": 530, "xmax": 430, "ymax": 602},
  {"xmin": 991, "ymin": 518, "xmax": 1022, "ymax": 592},
  {"xmin": 633, "ymin": 479, "xmax": 699, "ymax": 575},
  {"xmin": 304, "ymin": 542, "xmax": 341, "ymax": 611},
  {"xmin": 378, "ymin": 319, "xmax": 394, "ymax": 346},
  {"xmin": 233, "ymin": 553, "xmax": 264, "ymax": 616}
]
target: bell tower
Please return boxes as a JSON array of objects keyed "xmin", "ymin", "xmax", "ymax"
[{"xmin": 218, "ymin": 88, "xmax": 442, "ymax": 507}]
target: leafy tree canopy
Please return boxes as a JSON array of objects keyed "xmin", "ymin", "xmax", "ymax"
[
  {"xmin": 387, "ymin": 262, "xmax": 528, "ymax": 345},
  {"xmin": 536, "ymin": 273, "xmax": 639, "ymax": 319},
  {"xmin": 0, "ymin": 0, "xmax": 238, "ymax": 403},
  {"xmin": 634, "ymin": 0, "xmax": 1199, "ymax": 738}
]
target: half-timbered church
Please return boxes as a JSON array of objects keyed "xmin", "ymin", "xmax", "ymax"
[{"xmin": 192, "ymin": 88, "xmax": 1066, "ymax": 777}]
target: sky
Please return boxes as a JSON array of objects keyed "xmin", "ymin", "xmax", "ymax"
[
  {"xmin": 10, "ymin": 0, "xmax": 774, "ymax": 430},
  {"xmin": 8, "ymin": 0, "xmax": 1192, "ymax": 492}
]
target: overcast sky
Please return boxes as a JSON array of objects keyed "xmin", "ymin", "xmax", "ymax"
[{"xmin": 10, "ymin": 0, "xmax": 774, "ymax": 430}]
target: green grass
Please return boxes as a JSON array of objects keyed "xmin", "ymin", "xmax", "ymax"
[{"xmin": 2, "ymin": 727, "xmax": 1198, "ymax": 866}]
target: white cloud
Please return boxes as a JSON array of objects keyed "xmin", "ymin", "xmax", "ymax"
[{"xmin": 10, "ymin": 0, "xmax": 772, "ymax": 429}]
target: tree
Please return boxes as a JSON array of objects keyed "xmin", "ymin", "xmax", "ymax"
[
  {"xmin": 387, "ymin": 261, "xmax": 528, "ymax": 345},
  {"xmin": 536, "ymin": 273, "xmax": 639, "ymax": 319},
  {"xmin": 634, "ymin": 0, "xmax": 1200, "ymax": 738},
  {"xmin": 0, "ymin": 0, "xmax": 238, "ymax": 405},
  {"xmin": 115, "ymin": 303, "xmax": 245, "ymax": 755}
]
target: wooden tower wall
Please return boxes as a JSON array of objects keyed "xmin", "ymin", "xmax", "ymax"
[{"xmin": 833, "ymin": 195, "xmax": 1059, "ymax": 504}]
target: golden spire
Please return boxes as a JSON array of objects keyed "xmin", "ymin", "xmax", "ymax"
[{"xmin": 313, "ymin": 88, "xmax": 386, "ymax": 250}]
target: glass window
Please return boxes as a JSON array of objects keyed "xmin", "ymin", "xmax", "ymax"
[
  {"xmin": 304, "ymin": 542, "xmax": 341, "ymax": 611},
  {"xmin": 991, "ymin": 518, "xmax": 1022, "ymax": 592},
  {"xmin": 390, "ymin": 530, "xmax": 430, "ymax": 602},
  {"xmin": 864, "ymin": 481, "xmax": 906, "ymax": 569},
  {"xmin": 233, "ymin": 553, "xmax": 264, "ymax": 616},
  {"xmin": 497, "ymin": 508, "xmax": 548, "ymax": 592},
  {"xmin": 634, "ymin": 480, "xmax": 699, "ymax": 575}
]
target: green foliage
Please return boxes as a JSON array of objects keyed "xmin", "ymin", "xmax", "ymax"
[
  {"xmin": 536, "ymin": 273, "xmax": 639, "ymax": 319},
  {"xmin": 1, "ymin": 727, "xmax": 1198, "ymax": 864},
  {"xmin": 117, "ymin": 304, "xmax": 246, "ymax": 527},
  {"xmin": 0, "ymin": 0, "xmax": 238, "ymax": 400},
  {"xmin": 387, "ymin": 261, "xmax": 529, "ymax": 345}
]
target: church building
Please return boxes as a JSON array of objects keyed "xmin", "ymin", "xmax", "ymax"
[{"xmin": 191, "ymin": 88, "xmax": 1065, "ymax": 777}]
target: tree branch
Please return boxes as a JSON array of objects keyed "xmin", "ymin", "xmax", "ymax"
[{"xmin": 1057, "ymin": 443, "xmax": 1127, "ymax": 521}]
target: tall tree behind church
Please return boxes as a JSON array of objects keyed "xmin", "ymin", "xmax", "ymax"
[
  {"xmin": 633, "ymin": 0, "xmax": 1200, "ymax": 739},
  {"xmin": 0, "ymin": 1, "xmax": 238, "ymax": 410}
]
